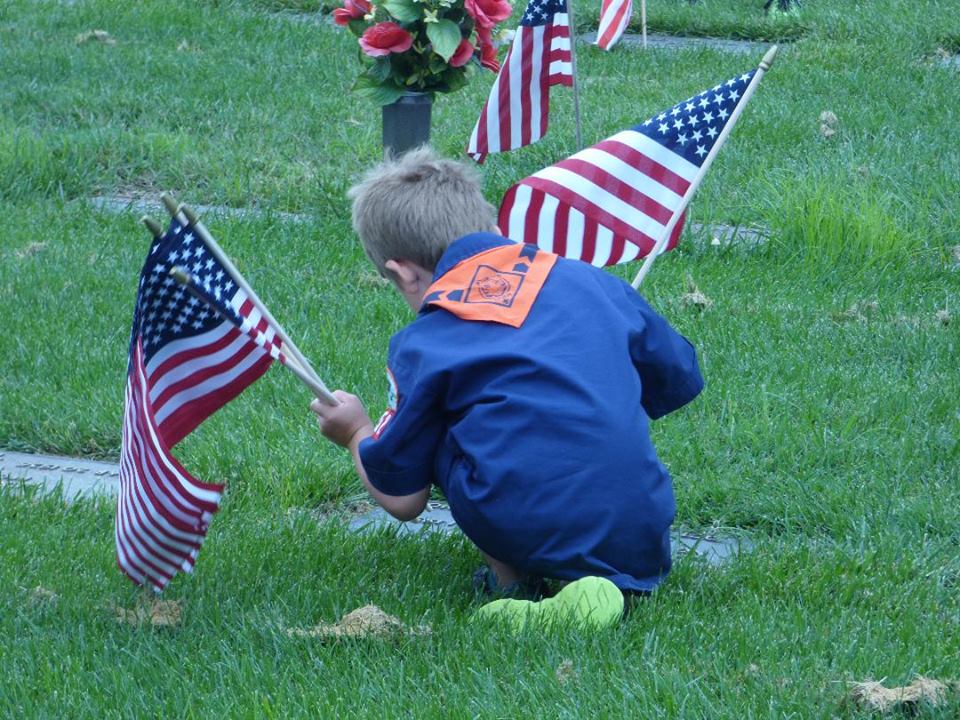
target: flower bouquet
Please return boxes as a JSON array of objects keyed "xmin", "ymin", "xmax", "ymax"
[{"xmin": 333, "ymin": 0, "xmax": 513, "ymax": 105}]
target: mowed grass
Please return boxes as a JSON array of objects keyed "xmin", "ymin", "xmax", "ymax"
[{"xmin": 2, "ymin": 0, "xmax": 960, "ymax": 716}]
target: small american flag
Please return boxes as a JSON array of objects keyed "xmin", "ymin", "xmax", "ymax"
[
  {"xmin": 117, "ymin": 218, "xmax": 277, "ymax": 590},
  {"xmin": 499, "ymin": 68, "xmax": 757, "ymax": 266},
  {"xmin": 465, "ymin": 0, "xmax": 573, "ymax": 163},
  {"xmin": 595, "ymin": 0, "xmax": 632, "ymax": 51}
]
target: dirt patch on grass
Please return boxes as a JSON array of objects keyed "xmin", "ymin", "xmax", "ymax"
[
  {"xmin": 286, "ymin": 604, "xmax": 431, "ymax": 641},
  {"xmin": 845, "ymin": 677, "xmax": 954, "ymax": 713},
  {"xmin": 75, "ymin": 29, "xmax": 116, "ymax": 45},
  {"xmin": 358, "ymin": 272, "xmax": 391, "ymax": 289},
  {"xmin": 834, "ymin": 300, "xmax": 879, "ymax": 323},
  {"xmin": 14, "ymin": 242, "xmax": 47, "ymax": 259},
  {"xmin": 29, "ymin": 586, "xmax": 59, "ymax": 606},
  {"xmin": 555, "ymin": 659, "xmax": 578, "ymax": 685},
  {"xmin": 819, "ymin": 110, "xmax": 838, "ymax": 139},
  {"xmin": 680, "ymin": 275, "xmax": 713, "ymax": 310},
  {"xmin": 114, "ymin": 598, "xmax": 182, "ymax": 628}
]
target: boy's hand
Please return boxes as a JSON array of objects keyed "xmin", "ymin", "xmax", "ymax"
[{"xmin": 310, "ymin": 391, "xmax": 374, "ymax": 448}]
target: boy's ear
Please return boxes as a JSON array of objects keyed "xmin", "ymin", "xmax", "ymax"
[{"xmin": 383, "ymin": 259, "xmax": 421, "ymax": 294}]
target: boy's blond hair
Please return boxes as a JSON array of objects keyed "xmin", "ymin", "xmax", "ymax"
[{"xmin": 348, "ymin": 147, "xmax": 497, "ymax": 276}]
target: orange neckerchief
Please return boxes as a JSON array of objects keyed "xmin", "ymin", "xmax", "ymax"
[{"xmin": 422, "ymin": 243, "xmax": 558, "ymax": 328}]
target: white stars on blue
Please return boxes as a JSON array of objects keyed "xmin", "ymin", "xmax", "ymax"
[
  {"xmin": 521, "ymin": 0, "xmax": 566, "ymax": 26},
  {"xmin": 636, "ymin": 69, "xmax": 755, "ymax": 167},
  {"xmin": 130, "ymin": 221, "xmax": 243, "ymax": 365}
]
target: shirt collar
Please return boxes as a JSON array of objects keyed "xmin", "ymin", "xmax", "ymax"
[{"xmin": 431, "ymin": 232, "xmax": 515, "ymax": 283}]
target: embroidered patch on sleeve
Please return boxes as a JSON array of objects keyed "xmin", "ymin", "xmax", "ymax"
[
  {"xmin": 372, "ymin": 409, "xmax": 395, "ymax": 440},
  {"xmin": 385, "ymin": 367, "xmax": 398, "ymax": 411},
  {"xmin": 372, "ymin": 366, "xmax": 399, "ymax": 440},
  {"xmin": 423, "ymin": 243, "xmax": 558, "ymax": 327}
]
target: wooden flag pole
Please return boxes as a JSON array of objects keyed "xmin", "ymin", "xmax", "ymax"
[
  {"xmin": 140, "ymin": 213, "xmax": 336, "ymax": 403},
  {"xmin": 179, "ymin": 203, "xmax": 339, "ymax": 406},
  {"xmin": 159, "ymin": 192, "xmax": 338, "ymax": 405},
  {"xmin": 565, "ymin": 0, "xmax": 584, "ymax": 150},
  {"xmin": 641, "ymin": 0, "xmax": 647, "ymax": 49},
  {"xmin": 167, "ymin": 265, "xmax": 312, "ymax": 379},
  {"xmin": 169, "ymin": 267, "xmax": 338, "ymax": 405},
  {"xmin": 174, "ymin": 199, "xmax": 326, "ymax": 385},
  {"xmin": 631, "ymin": 45, "xmax": 779, "ymax": 289}
]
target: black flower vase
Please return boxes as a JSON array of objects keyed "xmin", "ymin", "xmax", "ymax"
[{"xmin": 382, "ymin": 92, "xmax": 432, "ymax": 157}]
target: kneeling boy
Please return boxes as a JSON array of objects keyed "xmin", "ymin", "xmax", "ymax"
[{"xmin": 311, "ymin": 148, "xmax": 704, "ymax": 627}]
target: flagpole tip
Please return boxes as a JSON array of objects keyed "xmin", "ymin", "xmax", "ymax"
[
  {"xmin": 160, "ymin": 192, "xmax": 179, "ymax": 216},
  {"xmin": 760, "ymin": 44, "xmax": 779, "ymax": 71},
  {"xmin": 179, "ymin": 204, "xmax": 200, "ymax": 226},
  {"xmin": 169, "ymin": 266, "xmax": 192, "ymax": 286},
  {"xmin": 141, "ymin": 215, "xmax": 163, "ymax": 239}
]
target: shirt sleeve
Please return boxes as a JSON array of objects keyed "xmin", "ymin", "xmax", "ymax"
[
  {"xmin": 621, "ymin": 284, "xmax": 705, "ymax": 420},
  {"xmin": 358, "ymin": 340, "xmax": 444, "ymax": 497}
]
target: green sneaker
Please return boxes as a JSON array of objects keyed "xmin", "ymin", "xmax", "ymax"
[{"xmin": 472, "ymin": 576, "xmax": 624, "ymax": 632}]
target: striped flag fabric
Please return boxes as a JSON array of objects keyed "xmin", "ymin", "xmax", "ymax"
[
  {"xmin": 117, "ymin": 217, "xmax": 278, "ymax": 591},
  {"xmin": 595, "ymin": 0, "xmax": 632, "ymax": 51},
  {"xmin": 499, "ymin": 68, "xmax": 757, "ymax": 265},
  {"xmin": 465, "ymin": 0, "xmax": 573, "ymax": 163}
]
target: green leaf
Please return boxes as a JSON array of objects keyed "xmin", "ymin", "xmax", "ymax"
[
  {"xmin": 426, "ymin": 19, "xmax": 461, "ymax": 62},
  {"xmin": 346, "ymin": 19, "xmax": 367, "ymax": 36},
  {"xmin": 352, "ymin": 75, "xmax": 406, "ymax": 105},
  {"xmin": 441, "ymin": 67, "xmax": 468, "ymax": 93},
  {"xmin": 382, "ymin": 0, "xmax": 421, "ymax": 23},
  {"xmin": 369, "ymin": 58, "xmax": 392, "ymax": 82}
]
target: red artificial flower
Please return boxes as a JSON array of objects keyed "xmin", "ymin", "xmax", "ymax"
[
  {"xmin": 449, "ymin": 38, "xmax": 475, "ymax": 67},
  {"xmin": 480, "ymin": 39, "xmax": 499, "ymax": 72},
  {"xmin": 474, "ymin": 25, "xmax": 500, "ymax": 72},
  {"xmin": 332, "ymin": 0, "xmax": 372, "ymax": 26},
  {"xmin": 465, "ymin": 0, "xmax": 512, "ymax": 29},
  {"xmin": 359, "ymin": 22, "xmax": 415, "ymax": 57}
]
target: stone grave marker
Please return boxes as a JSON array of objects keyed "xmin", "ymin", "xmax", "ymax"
[
  {"xmin": 2, "ymin": 450, "xmax": 752, "ymax": 567},
  {"xmin": 349, "ymin": 501, "xmax": 752, "ymax": 567},
  {"xmin": 1, "ymin": 450, "xmax": 120, "ymax": 500}
]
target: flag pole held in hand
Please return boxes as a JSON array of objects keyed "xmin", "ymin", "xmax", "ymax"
[
  {"xmin": 631, "ymin": 45, "xmax": 779, "ymax": 289},
  {"xmin": 178, "ymin": 203, "xmax": 333, "ymax": 398},
  {"xmin": 158, "ymin": 193, "xmax": 337, "ymax": 405},
  {"xmin": 169, "ymin": 266, "xmax": 338, "ymax": 405}
]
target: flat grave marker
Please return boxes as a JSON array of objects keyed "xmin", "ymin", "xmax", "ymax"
[
  {"xmin": 349, "ymin": 501, "xmax": 753, "ymax": 567},
  {"xmin": 3, "ymin": 450, "xmax": 753, "ymax": 565},
  {"xmin": 89, "ymin": 197, "xmax": 769, "ymax": 248},
  {"xmin": 1, "ymin": 450, "xmax": 120, "ymax": 500},
  {"xmin": 580, "ymin": 32, "xmax": 772, "ymax": 55}
]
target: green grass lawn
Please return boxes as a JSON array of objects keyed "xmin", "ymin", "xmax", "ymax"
[{"xmin": 2, "ymin": 0, "xmax": 960, "ymax": 716}]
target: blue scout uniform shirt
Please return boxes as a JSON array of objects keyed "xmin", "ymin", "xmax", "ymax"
[{"xmin": 359, "ymin": 232, "xmax": 704, "ymax": 592}]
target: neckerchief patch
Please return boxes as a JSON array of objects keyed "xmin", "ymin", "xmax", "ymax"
[{"xmin": 422, "ymin": 243, "xmax": 558, "ymax": 328}]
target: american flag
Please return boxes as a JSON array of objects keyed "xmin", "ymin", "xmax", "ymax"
[
  {"xmin": 595, "ymin": 0, "xmax": 632, "ymax": 51},
  {"xmin": 465, "ymin": 0, "xmax": 573, "ymax": 163},
  {"xmin": 499, "ymin": 69, "xmax": 757, "ymax": 265},
  {"xmin": 118, "ymin": 218, "xmax": 279, "ymax": 590}
]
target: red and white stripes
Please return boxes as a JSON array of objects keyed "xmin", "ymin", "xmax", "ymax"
[
  {"xmin": 596, "ymin": 0, "xmax": 632, "ymax": 51},
  {"xmin": 117, "ymin": 298, "xmax": 273, "ymax": 590},
  {"xmin": 466, "ymin": 10, "xmax": 572, "ymax": 163},
  {"xmin": 498, "ymin": 129, "xmax": 693, "ymax": 265}
]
